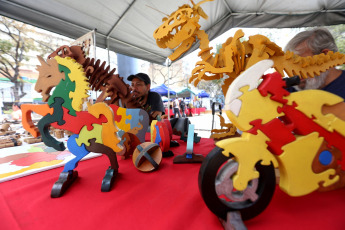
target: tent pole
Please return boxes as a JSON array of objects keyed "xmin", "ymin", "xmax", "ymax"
[{"xmin": 166, "ymin": 58, "xmax": 171, "ymax": 119}]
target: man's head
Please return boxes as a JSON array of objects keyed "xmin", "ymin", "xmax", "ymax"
[
  {"xmin": 285, "ymin": 28, "xmax": 338, "ymax": 89},
  {"xmin": 127, "ymin": 73, "xmax": 151, "ymax": 98},
  {"xmin": 12, "ymin": 103, "xmax": 21, "ymax": 110}
]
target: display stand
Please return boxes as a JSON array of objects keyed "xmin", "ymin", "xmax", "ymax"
[
  {"xmin": 173, "ymin": 124, "xmax": 204, "ymax": 163},
  {"xmin": 220, "ymin": 211, "xmax": 247, "ymax": 230}
]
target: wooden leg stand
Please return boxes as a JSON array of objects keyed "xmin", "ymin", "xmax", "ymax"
[
  {"xmin": 101, "ymin": 167, "xmax": 118, "ymax": 192},
  {"xmin": 220, "ymin": 211, "xmax": 247, "ymax": 230},
  {"xmin": 51, "ymin": 170, "xmax": 78, "ymax": 198},
  {"xmin": 173, "ymin": 124, "xmax": 204, "ymax": 164}
]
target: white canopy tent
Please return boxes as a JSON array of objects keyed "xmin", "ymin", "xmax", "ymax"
[{"xmin": 1, "ymin": 0, "xmax": 345, "ymax": 65}]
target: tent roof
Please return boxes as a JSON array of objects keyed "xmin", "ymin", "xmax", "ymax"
[
  {"xmin": 1, "ymin": 0, "xmax": 345, "ymax": 65},
  {"xmin": 151, "ymin": 84, "xmax": 176, "ymax": 96}
]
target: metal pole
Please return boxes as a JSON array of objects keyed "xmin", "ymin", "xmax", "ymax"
[{"xmin": 166, "ymin": 58, "xmax": 170, "ymax": 119}]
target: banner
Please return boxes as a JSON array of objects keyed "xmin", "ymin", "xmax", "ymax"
[{"xmin": 70, "ymin": 30, "xmax": 96, "ymax": 58}]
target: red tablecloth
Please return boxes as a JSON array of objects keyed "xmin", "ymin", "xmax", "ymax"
[
  {"xmin": 165, "ymin": 107, "xmax": 206, "ymax": 117},
  {"xmin": 0, "ymin": 136, "xmax": 344, "ymax": 230}
]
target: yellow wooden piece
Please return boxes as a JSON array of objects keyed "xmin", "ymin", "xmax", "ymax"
[
  {"xmin": 76, "ymin": 124, "xmax": 103, "ymax": 147},
  {"xmin": 277, "ymin": 132, "xmax": 338, "ymax": 196},
  {"xmin": 286, "ymin": 90, "xmax": 344, "ymax": 132},
  {"xmin": 150, "ymin": 120, "xmax": 158, "ymax": 143},
  {"xmin": 115, "ymin": 107, "xmax": 131, "ymax": 132},
  {"xmin": 54, "ymin": 56, "xmax": 90, "ymax": 112},
  {"xmin": 225, "ymin": 86, "xmax": 282, "ymax": 131},
  {"xmin": 87, "ymin": 102, "xmax": 122, "ymax": 153},
  {"xmin": 216, "ymin": 131, "xmax": 278, "ymax": 191}
]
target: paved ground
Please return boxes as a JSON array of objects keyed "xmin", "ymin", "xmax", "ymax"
[{"xmin": 186, "ymin": 111, "xmax": 231, "ymax": 138}]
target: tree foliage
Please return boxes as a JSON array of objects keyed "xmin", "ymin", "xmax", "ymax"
[{"xmin": 0, "ymin": 16, "xmax": 70, "ymax": 102}]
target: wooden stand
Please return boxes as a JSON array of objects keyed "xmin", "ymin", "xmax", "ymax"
[
  {"xmin": 173, "ymin": 124, "xmax": 204, "ymax": 164},
  {"xmin": 220, "ymin": 211, "xmax": 247, "ymax": 230}
]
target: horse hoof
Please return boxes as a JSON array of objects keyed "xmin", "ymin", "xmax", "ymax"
[
  {"xmin": 101, "ymin": 167, "xmax": 118, "ymax": 192},
  {"xmin": 51, "ymin": 170, "xmax": 78, "ymax": 198}
]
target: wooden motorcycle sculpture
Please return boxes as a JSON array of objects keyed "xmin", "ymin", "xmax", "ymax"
[
  {"xmin": 198, "ymin": 59, "xmax": 345, "ymax": 221},
  {"xmin": 154, "ymin": 0, "xmax": 345, "ymax": 223},
  {"xmin": 21, "ymin": 47, "xmax": 150, "ymax": 198}
]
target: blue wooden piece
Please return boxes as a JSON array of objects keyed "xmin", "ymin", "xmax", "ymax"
[{"xmin": 63, "ymin": 134, "xmax": 90, "ymax": 172}]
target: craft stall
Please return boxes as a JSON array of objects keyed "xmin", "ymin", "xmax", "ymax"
[{"xmin": 1, "ymin": 0, "xmax": 345, "ymax": 230}]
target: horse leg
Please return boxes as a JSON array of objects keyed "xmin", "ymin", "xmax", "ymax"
[
  {"xmin": 86, "ymin": 138, "xmax": 119, "ymax": 192},
  {"xmin": 51, "ymin": 134, "xmax": 89, "ymax": 198}
]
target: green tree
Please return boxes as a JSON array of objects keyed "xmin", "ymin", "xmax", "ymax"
[
  {"xmin": 328, "ymin": 24, "xmax": 345, "ymax": 70},
  {"xmin": 0, "ymin": 16, "xmax": 70, "ymax": 102}
]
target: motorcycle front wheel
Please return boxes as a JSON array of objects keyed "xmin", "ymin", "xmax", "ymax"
[{"xmin": 198, "ymin": 146, "xmax": 276, "ymax": 221}]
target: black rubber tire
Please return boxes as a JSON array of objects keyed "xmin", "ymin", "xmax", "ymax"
[{"xmin": 198, "ymin": 146, "xmax": 276, "ymax": 221}]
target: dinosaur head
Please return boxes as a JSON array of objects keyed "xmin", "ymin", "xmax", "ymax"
[
  {"xmin": 35, "ymin": 56, "xmax": 65, "ymax": 102},
  {"xmin": 153, "ymin": 0, "xmax": 212, "ymax": 61}
]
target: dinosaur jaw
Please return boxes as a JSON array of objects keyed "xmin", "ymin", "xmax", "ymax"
[{"xmin": 168, "ymin": 36, "xmax": 195, "ymax": 61}]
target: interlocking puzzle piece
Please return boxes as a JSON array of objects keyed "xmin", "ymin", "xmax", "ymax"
[
  {"xmin": 285, "ymin": 89, "xmax": 344, "ymax": 132},
  {"xmin": 51, "ymin": 107, "xmax": 108, "ymax": 134},
  {"xmin": 216, "ymin": 131, "xmax": 278, "ymax": 191},
  {"xmin": 55, "ymin": 56, "xmax": 90, "ymax": 114},
  {"xmin": 48, "ymin": 64, "xmax": 75, "ymax": 115},
  {"xmin": 278, "ymin": 104, "xmax": 345, "ymax": 163},
  {"xmin": 87, "ymin": 102, "xmax": 122, "ymax": 153},
  {"xmin": 35, "ymin": 56, "xmax": 66, "ymax": 102},
  {"xmin": 38, "ymin": 97, "xmax": 66, "ymax": 151},
  {"xmin": 76, "ymin": 124, "xmax": 103, "ymax": 147},
  {"xmin": 155, "ymin": 121, "xmax": 170, "ymax": 153},
  {"xmin": 226, "ymin": 85, "xmax": 282, "ymax": 132},
  {"xmin": 248, "ymin": 118, "xmax": 296, "ymax": 155},
  {"xmin": 64, "ymin": 134, "xmax": 90, "ymax": 172},
  {"xmin": 277, "ymin": 132, "xmax": 338, "ymax": 196},
  {"xmin": 258, "ymin": 72, "xmax": 290, "ymax": 104},
  {"xmin": 85, "ymin": 138, "xmax": 119, "ymax": 172},
  {"xmin": 21, "ymin": 103, "xmax": 54, "ymax": 137}
]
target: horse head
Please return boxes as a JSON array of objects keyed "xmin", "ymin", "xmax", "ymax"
[{"xmin": 35, "ymin": 56, "xmax": 65, "ymax": 102}]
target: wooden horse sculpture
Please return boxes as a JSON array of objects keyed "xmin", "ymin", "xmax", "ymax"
[{"xmin": 22, "ymin": 53, "xmax": 149, "ymax": 198}]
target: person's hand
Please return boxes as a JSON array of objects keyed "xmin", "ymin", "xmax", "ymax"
[{"xmin": 150, "ymin": 111, "xmax": 162, "ymax": 119}]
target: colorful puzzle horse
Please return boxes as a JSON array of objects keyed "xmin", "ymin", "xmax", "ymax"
[{"xmin": 22, "ymin": 54, "xmax": 149, "ymax": 198}]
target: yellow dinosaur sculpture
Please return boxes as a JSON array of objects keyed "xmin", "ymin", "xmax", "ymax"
[{"xmin": 153, "ymin": 0, "xmax": 345, "ymax": 97}]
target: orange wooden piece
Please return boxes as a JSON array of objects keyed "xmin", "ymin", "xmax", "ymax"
[{"xmin": 21, "ymin": 104, "xmax": 54, "ymax": 137}]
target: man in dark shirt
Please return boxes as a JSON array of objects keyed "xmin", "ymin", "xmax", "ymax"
[
  {"xmin": 285, "ymin": 28, "xmax": 345, "ymax": 100},
  {"xmin": 127, "ymin": 73, "xmax": 165, "ymax": 119}
]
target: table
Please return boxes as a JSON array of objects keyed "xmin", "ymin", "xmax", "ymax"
[
  {"xmin": 0, "ymin": 136, "xmax": 344, "ymax": 230},
  {"xmin": 165, "ymin": 107, "xmax": 206, "ymax": 117}
]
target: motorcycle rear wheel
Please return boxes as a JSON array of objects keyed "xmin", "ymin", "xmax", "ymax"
[{"xmin": 198, "ymin": 146, "xmax": 276, "ymax": 221}]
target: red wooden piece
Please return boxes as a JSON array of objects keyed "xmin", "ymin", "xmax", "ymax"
[
  {"xmin": 248, "ymin": 118, "xmax": 296, "ymax": 155},
  {"xmin": 278, "ymin": 103, "xmax": 345, "ymax": 169},
  {"xmin": 51, "ymin": 107, "xmax": 108, "ymax": 134},
  {"xmin": 258, "ymin": 72, "xmax": 290, "ymax": 104}
]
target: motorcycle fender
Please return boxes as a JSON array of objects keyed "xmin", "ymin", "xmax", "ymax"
[{"xmin": 216, "ymin": 131, "xmax": 278, "ymax": 191}]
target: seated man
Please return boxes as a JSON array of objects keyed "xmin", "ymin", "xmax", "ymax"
[
  {"xmin": 127, "ymin": 73, "xmax": 165, "ymax": 119},
  {"xmin": 11, "ymin": 103, "xmax": 22, "ymax": 121},
  {"xmin": 285, "ymin": 28, "xmax": 345, "ymax": 99}
]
